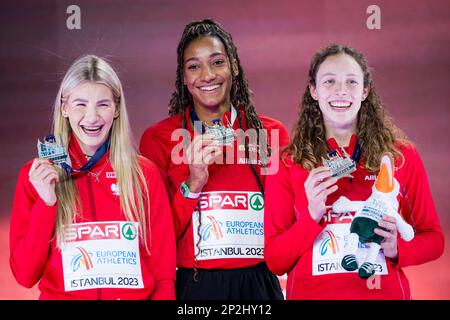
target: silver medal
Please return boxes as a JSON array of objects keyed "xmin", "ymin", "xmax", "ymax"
[
  {"xmin": 204, "ymin": 118, "xmax": 236, "ymax": 146},
  {"xmin": 323, "ymin": 147, "xmax": 356, "ymax": 178},
  {"xmin": 37, "ymin": 135, "xmax": 72, "ymax": 169}
]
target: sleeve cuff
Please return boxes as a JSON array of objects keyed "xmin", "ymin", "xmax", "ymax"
[
  {"xmin": 29, "ymin": 197, "xmax": 58, "ymax": 235},
  {"xmin": 33, "ymin": 197, "xmax": 58, "ymax": 218},
  {"xmin": 297, "ymin": 204, "xmax": 324, "ymax": 233},
  {"xmin": 173, "ymin": 188, "xmax": 200, "ymax": 211},
  {"xmin": 394, "ymin": 237, "xmax": 410, "ymax": 268},
  {"xmin": 291, "ymin": 206, "xmax": 325, "ymax": 254}
]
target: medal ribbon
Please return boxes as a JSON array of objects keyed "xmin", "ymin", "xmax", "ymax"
[
  {"xmin": 328, "ymin": 136, "xmax": 362, "ymax": 165},
  {"xmin": 44, "ymin": 134, "xmax": 110, "ymax": 175},
  {"xmin": 189, "ymin": 105, "xmax": 237, "ymax": 134}
]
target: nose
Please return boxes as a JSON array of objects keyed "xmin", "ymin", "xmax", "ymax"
[
  {"xmin": 200, "ymin": 65, "xmax": 216, "ymax": 82},
  {"xmin": 334, "ymin": 81, "xmax": 348, "ymax": 96},
  {"xmin": 84, "ymin": 104, "xmax": 99, "ymax": 122}
]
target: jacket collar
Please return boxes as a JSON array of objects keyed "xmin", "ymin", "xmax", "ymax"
[
  {"xmin": 184, "ymin": 104, "xmax": 247, "ymax": 134},
  {"xmin": 326, "ymin": 134, "xmax": 358, "ymax": 156},
  {"xmin": 68, "ymin": 133, "xmax": 109, "ymax": 170}
]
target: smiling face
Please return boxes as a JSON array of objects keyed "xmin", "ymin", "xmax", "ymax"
[
  {"xmin": 309, "ymin": 53, "xmax": 369, "ymax": 134},
  {"xmin": 183, "ymin": 36, "xmax": 237, "ymax": 113},
  {"xmin": 61, "ymin": 82, "xmax": 118, "ymax": 156}
]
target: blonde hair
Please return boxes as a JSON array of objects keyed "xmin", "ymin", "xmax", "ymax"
[{"xmin": 53, "ymin": 55, "xmax": 150, "ymax": 250}]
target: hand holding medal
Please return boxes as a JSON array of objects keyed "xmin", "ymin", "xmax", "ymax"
[
  {"xmin": 203, "ymin": 117, "xmax": 236, "ymax": 147},
  {"xmin": 28, "ymin": 158, "xmax": 59, "ymax": 206},
  {"xmin": 304, "ymin": 167, "xmax": 339, "ymax": 223},
  {"xmin": 185, "ymin": 133, "xmax": 223, "ymax": 193},
  {"xmin": 32, "ymin": 134, "xmax": 69, "ymax": 206},
  {"xmin": 37, "ymin": 134, "xmax": 73, "ymax": 174},
  {"xmin": 305, "ymin": 146, "xmax": 358, "ymax": 222}
]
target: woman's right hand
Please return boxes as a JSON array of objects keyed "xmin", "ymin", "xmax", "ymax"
[
  {"xmin": 304, "ymin": 166, "xmax": 339, "ymax": 223},
  {"xmin": 28, "ymin": 158, "xmax": 60, "ymax": 206},
  {"xmin": 185, "ymin": 134, "xmax": 222, "ymax": 193}
]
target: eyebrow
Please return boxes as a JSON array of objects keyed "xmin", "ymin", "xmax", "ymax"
[
  {"xmin": 97, "ymin": 99, "xmax": 113, "ymax": 104},
  {"xmin": 72, "ymin": 98, "xmax": 88, "ymax": 103},
  {"xmin": 185, "ymin": 52, "xmax": 226, "ymax": 63},
  {"xmin": 319, "ymin": 72, "xmax": 360, "ymax": 78},
  {"xmin": 72, "ymin": 98, "xmax": 113, "ymax": 104}
]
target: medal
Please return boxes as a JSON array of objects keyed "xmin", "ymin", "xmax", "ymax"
[
  {"xmin": 323, "ymin": 146, "xmax": 357, "ymax": 178},
  {"xmin": 190, "ymin": 107, "xmax": 237, "ymax": 146},
  {"xmin": 204, "ymin": 118, "xmax": 237, "ymax": 146},
  {"xmin": 37, "ymin": 134, "xmax": 111, "ymax": 179},
  {"xmin": 37, "ymin": 134, "xmax": 73, "ymax": 174}
]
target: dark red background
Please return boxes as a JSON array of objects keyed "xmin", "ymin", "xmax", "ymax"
[{"xmin": 1, "ymin": 0, "xmax": 449, "ymax": 299}]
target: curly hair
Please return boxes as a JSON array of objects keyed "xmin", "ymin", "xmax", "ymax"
[
  {"xmin": 169, "ymin": 19, "xmax": 269, "ymax": 277},
  {"xmin": 285, "ymin": 44, "xmax": 409, "ymax": 172},
  {"xmin": 168, "ymin": 18, "xmax": 269, "ymax": 167}
]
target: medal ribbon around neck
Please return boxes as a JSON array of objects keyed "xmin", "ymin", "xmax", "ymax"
[
  {"xmin": 328, "ymin": 140, "xmax": 362, "ymax": 165},
  {"xmin": 64, "ymin": 137, "xmax": 110, "ymax": 175},
  {"xmin": 189, "ymin": 105, "xmax": 237, "ymax": 134}
]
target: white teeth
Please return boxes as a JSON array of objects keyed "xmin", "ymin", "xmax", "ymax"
[
  {"xmin": 200, "ymin": 84, "xmax": 220, "ymax": 91},
  {"xmin": 81, "ymin": 126, "xmax": 102, "ymax": 132},
  {"xmin": 329, "ymin": 101, "xmax": 351, "ymax": 108}
]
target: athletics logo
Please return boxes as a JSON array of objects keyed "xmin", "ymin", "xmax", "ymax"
[
  {"xmin": 249, "ymin": 193, "xmax": 264, "ymax": 211},
  {"xmin": 201, "ymin": 216, "xmax": 224, "ymax": 241},
  {"xmin": 319, "ymin": 230, "xmax": 340, "ymax": 256},
  {"xmin": 71, "ymin": 247, "xmax": 94, "ymax": 272},
  {"xmin": 122, "ymin": 223, "xmax": 137, "ymax": 240}
]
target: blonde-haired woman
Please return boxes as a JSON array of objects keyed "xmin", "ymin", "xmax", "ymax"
[{"xmin": 10, "ymin": 55, "xmax": 176, "ymax": 299}]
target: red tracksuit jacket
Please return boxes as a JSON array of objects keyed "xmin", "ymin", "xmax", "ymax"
[
  {"xmin": 10, "ymin": 135, "xmax": 176, "ymax": 299},
  {"xmin": 140, "ymin": 106, "xmax": 290, "ymax": 269},
  {"xmin": 265, "ymin": 136, "xmax": 444, "ymax": 299}
]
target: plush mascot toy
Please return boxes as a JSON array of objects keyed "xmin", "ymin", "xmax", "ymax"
[{"xmin": 332, "ymin": 153, "xmax": 415, "ymax": 279}]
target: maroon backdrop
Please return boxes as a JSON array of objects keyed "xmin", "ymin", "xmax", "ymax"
[{"xmin": 1, "ymin": 0, "xmax": 449, "ymax": 299}]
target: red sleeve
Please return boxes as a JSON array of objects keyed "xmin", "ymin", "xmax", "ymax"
[
  {"xmin": 395, "ymin": 146, "xmax": 445, "ymax": 268},
  {"xmin": 170, "ymin": 190, "xmax": 201, "ymax": 240},
  {"xmin": 140, "ymin": 126, "xmax": 200, "ymax": 240},
  {"xmin": 9, "ymin": 162, "xmax": 58, "ymax": 288},
  {"xmin": 262, "ymin": 115, "xmax": 291, "ymax": 151},
  {"xmin": 141, "ymin": 161, "xmax": 176, "ymax": 300},
  {"xmin": 277, "ymin": 121, "xmax": 290, "ymax": 149},
  {"xmin": 264, "ymin": 156, "xmax": 324, "ymax": 275},
  {"xmin": 140, "ymin": 127, "xmax": 171, "ymax": 192}
]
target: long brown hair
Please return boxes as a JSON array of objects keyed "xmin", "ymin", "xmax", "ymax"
[{"xmin": 285, "ymin": 44, "xmax": 408, "ymax": 172}]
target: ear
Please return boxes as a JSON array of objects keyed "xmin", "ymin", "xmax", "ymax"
[
  {"xmin": 232, "ymin": 59, "xmax": 239, "ymax": 77},
  {"xmin": 362, "ymin": 87, "xmax": 369, "ymax": 101},
  {"xmin": 114, "ymin": 105, "xmax": 120, "ymax": 119},
  {"xmin": 309, "ymin": 84, "xmax": 319, "ymax": 101},
  {"xmin": 61, "ymin": 100, "xmax": 69, "ymax": 118}
]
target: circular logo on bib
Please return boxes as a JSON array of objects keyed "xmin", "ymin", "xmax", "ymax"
[
  {"xmin": 249, "ymin": 193, "xmax": 264, "ymax": 211},
  {"xmin": 122, "ymin": 223, "xmax": 137, "ymax": 240}
]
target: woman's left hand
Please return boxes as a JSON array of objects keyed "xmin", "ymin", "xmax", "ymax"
[{"xmin": 374, "ymin": 215, "xmax": 398, "ymax": 260}]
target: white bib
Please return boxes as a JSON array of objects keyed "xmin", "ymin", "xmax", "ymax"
[
  {"xmin": 312, "ymin": 222, "xmax": 388, "ymax": 276},
  {"xmin": 61, "ymin": 221, "xmax": 144, "ymax": 291},
  {"xmin": 192, "ymin": 191, "xmax": 264, "ymax": 260}
]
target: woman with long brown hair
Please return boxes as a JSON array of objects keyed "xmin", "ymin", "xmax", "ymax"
[{"xmin": 264, "ymin": 44, "xmax": 444, "ymax": 299}]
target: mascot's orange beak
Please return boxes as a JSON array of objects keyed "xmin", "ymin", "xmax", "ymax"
[{"xmin": 375, "ymin": 153, "xmax": 394, "ymax": 193}]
